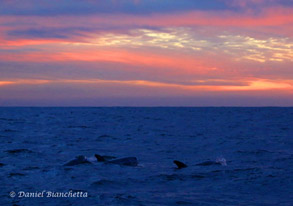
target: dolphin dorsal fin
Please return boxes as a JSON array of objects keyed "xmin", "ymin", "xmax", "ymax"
[
  {"xmin": 95, "ymin": 154, "xmax": 106, "ymax": 162},
  {"xmin": 173, "ymin": 160, "xmax": 187, "ymax": 169}
]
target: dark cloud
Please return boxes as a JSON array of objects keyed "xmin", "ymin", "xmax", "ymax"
[
  {"xmin": 0, "ymin": 0, "xmax": 227, "ymax": 16},
  {"xmin": 1, "ymin": 0, "xmax": 291, "ymax": 17},
  {"xmin": 8, "ymin": 29, "xmax": 68, "ymax": 39},
  {"xmin": 6, "ymin": 27, "xmax": 95, "ymax": 39}
]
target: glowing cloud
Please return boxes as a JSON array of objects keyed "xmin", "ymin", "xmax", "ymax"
[{"xmin": 0, "ymin": 0, "xmax": 292, "ymax": 105}]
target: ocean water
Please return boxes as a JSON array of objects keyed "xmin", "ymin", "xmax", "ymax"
[{"xmin": 0, "ymin": 107, "xmax": 292, "ymax": 206}]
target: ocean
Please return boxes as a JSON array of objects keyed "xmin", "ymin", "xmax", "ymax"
[{"xmin": 1, "ymin": 107, "xmax": 292, "ymax": 205}]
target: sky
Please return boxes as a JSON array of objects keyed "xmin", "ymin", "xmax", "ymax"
[{"xmin": 0, "ymin": 0, "xmax": 292, "ymax": 106}]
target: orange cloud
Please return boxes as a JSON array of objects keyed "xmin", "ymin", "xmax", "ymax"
[
  {"xmin": 218, "ymin": 79, "xmax": 293, "ymax": 91},
  {"xmin": 0, "ymin": 39, "xmax": 66, "ymax": 47},
  {"xmin": 0, "ymin": 81, "xmax": 14, "ymax": 86},
  {"xmin": 0, "ymin": 80, "xmax": 51, "ymax": 86},
  {"xmin": 1, "ymin": 78, "xmax": 292, "ymax": 92},
  {"xmin": 0, "ymin": 48, "xmax": 219, "ymax": 76}
]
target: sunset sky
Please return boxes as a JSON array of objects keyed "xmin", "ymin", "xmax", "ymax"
[{"xmin": 0, "ymin": 0, "xmax": 292, "ymax": 106}]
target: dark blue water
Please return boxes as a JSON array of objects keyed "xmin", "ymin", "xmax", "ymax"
[{"xmin": 0, "ymin": 108, "xmax": 292, "ymax": 205}]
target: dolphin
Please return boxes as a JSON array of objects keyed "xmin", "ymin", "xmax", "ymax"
[
  {"xmin": 64, "ymin": 155, "xmax": 91, "ymax": 166},
  {"xmin": 174, "ymin": 160, "xmax": 188, "ymax": 169},
  {"xmin": 94, "ymin": 154, "xmax": 116, "ymax": 162},
  {"xmin": 196, "ymin": 158, "xmax": 227, "ymax": 166},
  {"xmin": 173, "ymin": 158, "xmax": 227, "ymax": 169},
  {"xmin": 95, "ymin": 154, "xmax": 138, "ymax": 167}
]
